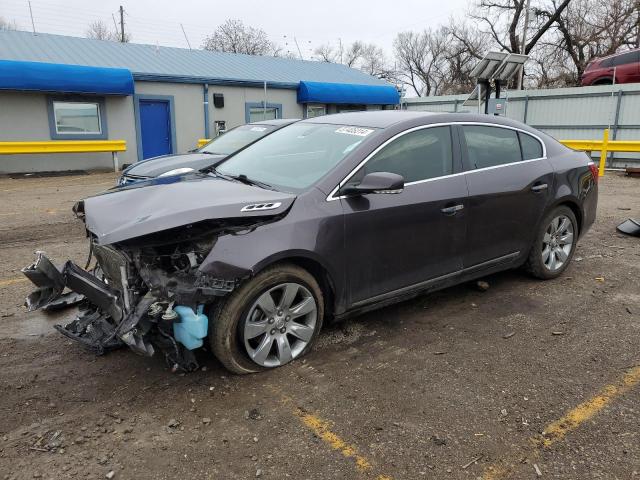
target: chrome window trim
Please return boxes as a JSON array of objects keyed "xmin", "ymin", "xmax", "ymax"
[{"xmin": 326, "ymin": 121, "xmax": 547, "ymax": 202}]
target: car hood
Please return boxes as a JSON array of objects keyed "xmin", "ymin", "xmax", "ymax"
[
  {"xmin": 83, "ymin": 174, "xmax": 296, "ymax": 245},
  {"xmin": 123, "ymin": 153, "xmax": 226, "ymax": 178}
]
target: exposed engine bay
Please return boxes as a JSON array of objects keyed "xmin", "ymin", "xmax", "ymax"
[{"xmin": 22, "ymin": 186, "xmax": 291, "ymax": 372}]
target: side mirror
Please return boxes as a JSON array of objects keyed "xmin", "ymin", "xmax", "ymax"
[{"xmin": 341, "ymin": 172, "xmax": 404, "ymax": 196}]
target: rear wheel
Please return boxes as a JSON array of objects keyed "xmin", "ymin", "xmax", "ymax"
[
  {"xmin": 209, "ymin": 264, "xmax": 324, "ymax": 374},
  {"xmin": 526, "ymin": 206, "xmax": 577, "ymax": 279}
]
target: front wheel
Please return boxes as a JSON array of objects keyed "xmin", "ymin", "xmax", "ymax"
[
  {"xmin": 209, "ymin": 264, "xmax": 324, "ymax": 374},
  {"xmin": 526, "ymin": 206, "xmax": 578, "ymax": 280}
]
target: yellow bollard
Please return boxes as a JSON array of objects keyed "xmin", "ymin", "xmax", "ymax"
[{"xmin": 598, "ymin": 128, "xmax": 609, "ymax": 177}]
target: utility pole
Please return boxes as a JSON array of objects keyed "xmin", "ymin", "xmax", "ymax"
[
  {"xmin": 517, "ymin": 0, "xmax": 532, "ymax": 90},
  {"xmin": 28, "ymin": 1, "xmax": 36, "ymax": 34},
  {"xmin": 119, "ymin": 5, "xmax": 125, "ymax": 43}
]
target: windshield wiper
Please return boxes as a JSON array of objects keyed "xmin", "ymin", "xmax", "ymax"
[
  {"xmin": 230, "ymin": 173, "xmax": 277, "ymax": 191},
  {"xmin": 211, "ymin": 169, "xmax": 276, "ymax": 191}
]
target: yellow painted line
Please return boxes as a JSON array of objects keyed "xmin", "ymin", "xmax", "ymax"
[
  {"xmin": 275, "ymin": 389, "xmax": 392, "ymax": 479},
  {"xmin": 537, "ymin": 365, "xmax": 640, "ymax": 447},
  {"xmin": 0, "ymin": 140, "xmax": 126, "ymax": 155},
  {"xmin": 482, "ymin": 365, "xmax": 640, "ymax": 479},
  {"xmin": 0, "ymin": 277, "xmax": 28, "ymax": 287}
]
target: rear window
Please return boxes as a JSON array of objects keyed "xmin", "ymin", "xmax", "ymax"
[
  {"xmin": 463, "ymin": 126, "xmax": 521, "ymax": 169},
  {"xmin": 519, "ymin": 132, "xmax": 543, "ymax": 160}
]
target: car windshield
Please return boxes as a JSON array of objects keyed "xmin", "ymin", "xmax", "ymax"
[
  {"xmin": 216, "ymin": 123, "xmax": 377, "ymax": 192},
  {"xmin": 199, "ymin": 124, "xmax": 277, "ymax": 155}
]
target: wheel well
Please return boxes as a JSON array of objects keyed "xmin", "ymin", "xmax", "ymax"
[
  {"xmin": 592, "ymin": 77, "xmax": 613, "ymax": 85},
  {"xmin": 260, "ymin": 257, "xmax": 336, "ymax": 320},
  {"xmin": 557, "ymin": 200, "xmax": 583, "ymax": 234}
]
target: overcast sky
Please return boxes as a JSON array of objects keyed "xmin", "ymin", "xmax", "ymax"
[{"xmin": 2, "ymin": 0, "xmax": 470, "ymax": 57}]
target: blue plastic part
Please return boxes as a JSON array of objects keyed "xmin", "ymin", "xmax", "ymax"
[
  {"xmin": 0, "ymin": 59, "xmax": 134, "ymax": 96},
  {"xmin": 173, "ymin": 305, "xmax": 209, "ymax": 350},
  {"xmin": 297, "ymin": 81, "xmax": 400, "ymax": 105}
]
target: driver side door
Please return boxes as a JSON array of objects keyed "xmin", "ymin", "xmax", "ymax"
[{"xmin": 339, "ymin": 125, "xmax": 468, "ymax": 307}]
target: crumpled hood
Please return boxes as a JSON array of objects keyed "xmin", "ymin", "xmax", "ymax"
[
  {"xmin": 83, "ymin": 174, "xmax": 296, "ymax": 245},
  {"xmin": 122, "ymin": 153, "xmax": 225, "ymax": 178}
]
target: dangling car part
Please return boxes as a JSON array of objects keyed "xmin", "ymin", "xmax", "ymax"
[{"xmin": 22, "ymin": 111, "xmax": 598, "ymax": 374}]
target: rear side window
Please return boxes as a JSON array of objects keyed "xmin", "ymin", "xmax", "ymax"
[
  {"xmin": 610, "ymin": 51, "xmax": 639, "ymax": 67},
  {"xmin": 463, "ymin": 126, "xmax": 521, "ymax": 169},
  {"xmin": 357, "ymin": 126, "xmax": 453, "ymax": 183},
  {"xmin": 519, "ymin": 132, "xmax": 543, "ymax": 160}
]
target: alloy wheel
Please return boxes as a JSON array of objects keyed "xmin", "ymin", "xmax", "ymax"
[
  {"xmin": 542, "ymin": 214, "xmax": 574, "ymax": 272},
  {"xmin": 243, "ymin": 282, "xmax": 317, "ymax": 368}
]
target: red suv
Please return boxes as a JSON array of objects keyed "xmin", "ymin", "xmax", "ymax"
[{"xmin": 581, "ymin": 49, "xmax": 640, "ymax": 86}]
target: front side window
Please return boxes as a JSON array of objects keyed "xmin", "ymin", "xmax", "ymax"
[
  {"xmin": 217, "ymin": 123, "xmax": 376, "ymax": 192},
  {"xmin": 353, "ymin": 126, "xmax": 453, "ymax": 184},
  {"xmin": 463, "ymin": 125, "xmax": 521, "ymax": 169},
  {"xmin": 200, "ymin": 124, "xmax": 276, "ymax": 155},
  {"xmin": 53, "ymin": 101, "xmax": 102, "ymax": 134}
]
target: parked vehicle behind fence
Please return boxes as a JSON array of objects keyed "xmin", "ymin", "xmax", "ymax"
[
  {"xmin": 117, "ymin": 119, "xmax": 298, "ymax": 185},
  {"xmin": 22, "ymin": 111, "xmax": 598, "ymax": 375},
  {"xmin": 581, "ymin": 48, "xmax": 640, "ymax": 86}
]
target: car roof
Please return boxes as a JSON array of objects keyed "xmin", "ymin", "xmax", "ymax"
[
  {"xmin": 599, "ymin": 47, "xmax": 640, "ymax": 61},
  {"xmin": 250, "ymin": 118, "xmax": 300, "ymax": 126},
  {"xmin": 301, "ymin": 110, "xmax": 437, "ymax": 128}
]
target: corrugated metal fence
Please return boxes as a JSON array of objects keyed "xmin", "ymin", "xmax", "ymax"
[{"xmin": 402, "ymin": 83, "xmax": 640, "ymax": 167}]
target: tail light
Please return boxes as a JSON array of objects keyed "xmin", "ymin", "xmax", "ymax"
[{"xmin": 588, "ymin": 162, "xmax": 599, "ymax": 183}]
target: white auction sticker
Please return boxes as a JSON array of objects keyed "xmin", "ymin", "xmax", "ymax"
[
  {"xmin": 335, "ymin": 126, "xmax": 374, "ymax": 137},
  {"xmin": 250, "ymin": 126, "xmax": 268, "ymax": 132}
]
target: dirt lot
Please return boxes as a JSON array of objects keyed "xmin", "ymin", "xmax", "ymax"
[{"xmin": 0, "ymin": 172, "xmax": 638, "ymax": 480}]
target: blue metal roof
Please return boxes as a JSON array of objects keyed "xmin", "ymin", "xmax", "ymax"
[
  {"xmin": 298, "ymin": 81, "xmax": 400, "ymax": 105},
  {"xmin": 0, "ymin": 30, "xmax": 389, "ymax": 89},
  {"xmin": 0, "ymin": 59, "xmax": 134, "ymax": 95}
]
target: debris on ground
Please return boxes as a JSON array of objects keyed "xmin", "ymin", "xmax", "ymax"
[
  {"xmin": 476, "ymin": 280, "xmax": 490, "ymax": 292},
  {"xmin": 533, "ymin": 463, "xmax": 542, "ymax": 477},
  {"xmin": 461, "ymin": 455, "xmax": 483, "ymax": 469},
  {"xmin": 431, "ymin": 435, "xmax": 446, "ymax": 446},
  {"xmin": 552, "ymin": 331, "xmax": 565, "ymax": 336},
  {"xmin": 503, "ymin": 332, "xmax": 516, "ymax": 339}
]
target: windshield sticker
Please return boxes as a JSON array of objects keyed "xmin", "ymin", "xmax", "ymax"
[
  {"xmin": 335, "ymin": 126, "xmax": 374, "ymax": 137},
  {"xmin": 250, "ymin": 126, "xmax": 268, "ymax": 132}
]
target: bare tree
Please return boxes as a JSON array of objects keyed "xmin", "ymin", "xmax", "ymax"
[
  {"xmin": 545, "ymin": 0, "xmax": 639, "ymax": 82},
  {"xmin": 85, "ymin": 20, "xmax": 130, "ymax": 42},
  {"xmin": 0, "ymin": 16, "xmax": 18, "ymax": 31},
  {"xmin": 440, "ymin": 19, "xmax": 490, "ymax": 94},
  {"xmin": 313, "ymin": 44, "xmax": 340, "ymax": 63},
  {"xmin": 202, "ymin": 19, "xmax": 278, "ymax": 56},
  {"xmin": 471, "ymin": 0, "xmax": 571, "ymax": 56},
  {"xmin": 393, "ymin": 28, "xmax": 449, "ymax": 96},
  {"xmin": 313, "ymin": 41, "xmax": 397, "ymax": 81}
]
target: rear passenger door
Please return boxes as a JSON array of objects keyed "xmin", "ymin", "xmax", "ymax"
[{"xmin": 459, "ymin": 124, "xmax": 553, "ymax": 269}]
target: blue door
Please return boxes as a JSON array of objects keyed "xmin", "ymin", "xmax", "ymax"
[{"xmin": 139, "ymin": 100, "xmax": 172, "ymax": 159}]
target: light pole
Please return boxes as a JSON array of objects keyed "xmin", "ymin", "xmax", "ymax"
[{"xmin": 517, "ymin": 0, "xmax": 532, "ymax": 90}]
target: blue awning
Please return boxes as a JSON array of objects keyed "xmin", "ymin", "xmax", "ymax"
[
  {"xmin": 0, "ymin": 60, "xmax": 134, "ymax": 95},
  {"xmin": 298, "ymin": 81, "xmax": 399, "ymax": 105}
]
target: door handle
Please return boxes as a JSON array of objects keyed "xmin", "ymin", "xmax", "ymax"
[
  {"xmin": 531, "ymin": 183, "xmax": 548, "ymax": 192},
  {"xmin": 441, "ymin": 204, "xmax": 464, "ymax": 215}
]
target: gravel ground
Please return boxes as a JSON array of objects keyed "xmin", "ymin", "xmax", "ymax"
[{"xmin": 0, "ymin": 172, "xmax": 638, "ymax": 480}]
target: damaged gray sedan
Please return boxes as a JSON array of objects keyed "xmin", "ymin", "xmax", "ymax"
[{"xmin": 22, "ymin": 111, "xmax": 597, "ymax": 374}]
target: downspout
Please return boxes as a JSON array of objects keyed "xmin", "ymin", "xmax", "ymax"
[{"xmin": 203, "ymin": 83, "xmax": 210, "ymax": 139}]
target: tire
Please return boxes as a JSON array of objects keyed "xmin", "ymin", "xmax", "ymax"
[
  {"xmin": 525, "ymin": 206, "xmax": 578, "ymax": 280},
  {"xmin": 209, "ymin": 263, "xmax": 324, "ymax": 374}
]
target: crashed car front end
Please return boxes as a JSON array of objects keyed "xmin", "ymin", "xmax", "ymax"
[{"xmin": 21, "ymin": 174, "xmax": 295, "ymax": 371}]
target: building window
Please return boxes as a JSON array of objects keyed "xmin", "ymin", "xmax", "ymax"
[
  {"xmin": 47, "ymin": 97, "xmax": 108, "ymax": 140},
  {"xmin": 306, "ymin": 105, "xmax": 326, "ymax": 118},
  {"xmin": 245, "ymin": 102, "xmax": 282, "ymax": 123}
]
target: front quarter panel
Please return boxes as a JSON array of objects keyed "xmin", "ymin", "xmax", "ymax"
[{"xmin": 198, "ymin": 189, "xmax": 347, "ymax": 312}]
